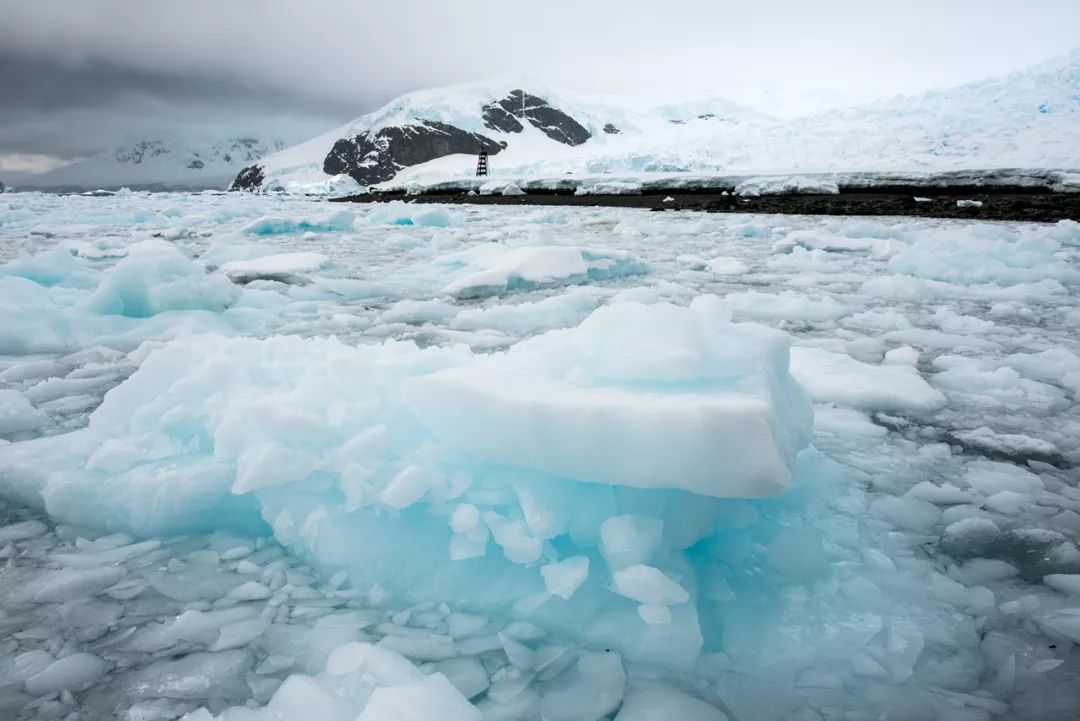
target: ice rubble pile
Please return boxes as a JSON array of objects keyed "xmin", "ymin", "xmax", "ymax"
[
  {"xmin": 0, "ymin": 506, "xmax": 733, "ymax": 721},
  {"xmin": 0, "ymin": 240, "xmax": 240, "ymax": 356},
  {"xmin": 88, "ymin": 240, "xmax": 240, "ymax": 318},
  {"xmin": 2, "ymin": 298, "xmax": 814, "ymax": 671}
]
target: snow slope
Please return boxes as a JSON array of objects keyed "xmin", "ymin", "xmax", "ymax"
[
  {"xmin": 240, "ymin": 78, "xmax": 771, "ymax": 193},
  {"xmin": 23, "ymin": 137, "xmax": 290, "ymax": 191},
  {"xmin": 242, "ymin": 51, "xmax": 1080, "ymax": 194}
]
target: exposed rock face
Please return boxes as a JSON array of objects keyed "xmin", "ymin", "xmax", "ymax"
[
  {"xmin": 230, "ymin": 89, "xmax": 592, "ymax": 190},
  {"xmin": 323, "ymin": 121, "xmax": 505, "ymax": 186},
  {"xmin": 481, "ymin": 90, "xmax": 592, "ymax": 146},
  {"xmin": 481, "ymin": 104, "xmax": 525, "ymax": 134},
  {"xmin": 603, "ymin": 123, "xmax": 621, "ymax": 135},
  {"xmin": 230, "ymin": 165, "xmax": 265, "ymax": 191}
]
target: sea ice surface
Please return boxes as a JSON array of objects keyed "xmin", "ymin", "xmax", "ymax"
[{"xmin": 0, "ymin": 191, "xmax": 1077, "ymax": 721}]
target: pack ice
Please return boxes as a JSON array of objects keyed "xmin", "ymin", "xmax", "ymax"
[{"xmin": 1, "ymin": 191, "xmax": 1079, "ymax": 721}]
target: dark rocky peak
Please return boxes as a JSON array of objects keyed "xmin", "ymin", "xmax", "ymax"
[
  {"xmin": 117, "ymin": 141, "xmax": 169, "ymax": 165},
  {"xmin": 481, "ymin": 103, "xmax": 525, "ymax": 135},
  {"xmin": 482, "ymin": 90, "xmax": 592, "ymax": 146},
  {"xmin": 322, "ymin": 120, "xmax": 505, "ymax": 186},
  {"xmin": 230, "ymin": 165, "xmax": 265, "ymax": 191},
  {"xmin": 602, "ymin": 123, "xmax": 621, "ymax": 135}
]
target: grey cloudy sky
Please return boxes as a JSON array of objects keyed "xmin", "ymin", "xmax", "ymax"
[{"xmin": 2, "ymin": 0, "xmax": 1078, "ymax": 174}]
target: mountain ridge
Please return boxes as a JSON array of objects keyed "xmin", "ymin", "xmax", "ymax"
[
  {"xmin": 234, "ymin": 52, "xmax": 1080, "ymax": 194},
  {"xmin": 19, "ymin": 136, "xmax": 290, "ymax": 191}
]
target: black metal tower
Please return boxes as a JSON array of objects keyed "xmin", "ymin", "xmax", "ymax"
[{"xmin": 475, "ymin": 150, "xmax": 489, "ymax": 177}]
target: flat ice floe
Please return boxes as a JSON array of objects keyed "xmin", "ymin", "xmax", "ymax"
[
  {"xmin": 220, "ymin": 252, "xmax": 330, "ymax": 284},
  {"xmin": 0, "ymin": 190, "xmax": 1078, "ymax": 721},
  {"xmin": 435, "ymin": 243, "xmax": 648, "ymax": 299}
]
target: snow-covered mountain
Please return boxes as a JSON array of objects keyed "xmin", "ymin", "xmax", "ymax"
[
  {"xmin": 230, "ymin": 80, "xmax": 772, "ymax": 193},
  {"xmin": 771, "ymin": 49, "xmax": 1080, "ymax": 172},
  {"xmin": 235, "ymin": 51, "xmax": 1080, "ymax": 193},
  {"xmin": 23, "ymin": 137, "xmax": 290, "ymax": 191}
]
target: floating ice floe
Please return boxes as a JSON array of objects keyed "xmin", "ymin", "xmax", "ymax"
[
  {"xmin": 221, "ymin": 252, "xmax": 330, "ymax": 285},
  {"xmin": 774, "ymin": 229, "xmax": 906, "ymax": 258},
  {"xmin": 790, "ymin": 346, "xmax": 947, "ymax": 413},
  {"xmin": 436, "ymin": 244, "xmax": 648, "ymax": 298},
  {"xmin": 448, "ymin": 289, "xmax": 602, "ymax": 335},
  {"xmin": 725, "ymin": 291, "xmax": 849, "ymax": 323},
  {"xmin": 363, "ymin": 201, "xmax": 454, "ymax": 227}
]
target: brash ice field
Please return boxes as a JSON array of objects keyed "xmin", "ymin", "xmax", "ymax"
[{"xmin": 0, "ymin": 191, "xmax": 1078, "ymax": 720}]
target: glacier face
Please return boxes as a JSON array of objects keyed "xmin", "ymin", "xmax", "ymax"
[{"xmin": 0, "ymin": 191, "xmax": 1079, "ymax": 720}]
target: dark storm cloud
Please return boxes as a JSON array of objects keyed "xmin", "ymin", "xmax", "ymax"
[
  {"xmin": 3, "ymin": 53, "xmax": 218, "ymax": 113},
  {"xmin": 0, "ymin": 50, "xmax": 361, "ymax": 157},
  {"xmin": 2, "ymin": 0, "xmax": 1079, "ymax": 166}
]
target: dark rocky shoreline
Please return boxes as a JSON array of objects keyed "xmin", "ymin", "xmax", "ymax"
[{"xmin": 332, "ymin": 187, "xmax": 1080, "ymax": 223}]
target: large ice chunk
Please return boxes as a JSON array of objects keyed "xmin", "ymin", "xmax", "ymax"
[
  {"xmin": 406, "ymin": 298, "xmax": 812, "ymax": 497},
  {"xmin": 88, "ymin": 240, "xmax": 238, "ymax": 317}
]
